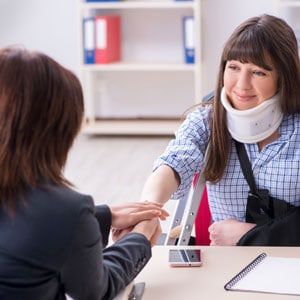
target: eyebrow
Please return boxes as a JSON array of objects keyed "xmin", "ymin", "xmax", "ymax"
[{"xmin": 231, "ymin": 60, "xmax": 274, "ymax": 72}]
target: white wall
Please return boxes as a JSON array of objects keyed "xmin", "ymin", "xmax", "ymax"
[
  {"xmin": 0, "ymin": 0, "xmax": 80, "ymax": 75},
  {"xmin": 0, "ymin": 0, "xmax": 281, "ymax": 98}
]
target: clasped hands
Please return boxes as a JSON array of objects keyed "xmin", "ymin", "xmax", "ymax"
[
  {"xmin": 110, "ymin": 201, "xmax": 169, "ymax": 246},
  {"xmin": 110, "ymin": 204, "xmax": 257, "ymax": 246},
  {"xmin": 208, "ymin": 219, "xmax": 256, "ymax": 246}
]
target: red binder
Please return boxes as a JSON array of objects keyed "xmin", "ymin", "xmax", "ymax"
[{"xmin": 95, "ymin": 15, "xmax": 121, "ymax": 64}]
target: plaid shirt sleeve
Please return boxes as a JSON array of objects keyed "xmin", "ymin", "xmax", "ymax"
[{"xmin": 153, "ymin": 105, "xmax": 212, "ymax": 199}]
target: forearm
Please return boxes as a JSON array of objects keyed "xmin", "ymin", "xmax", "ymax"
[
  {"xmin": 140, "ymin": 165, "xmax": 180, "ymax": 205},
  {"xmin": 62, "ymin": 202, "xmax": 152, "ymax": 300}
]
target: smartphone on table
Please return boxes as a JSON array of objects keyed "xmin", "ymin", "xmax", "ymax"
[{"xmin": 168, "ymin": 249, "xmax": 202, "ymax": 267}]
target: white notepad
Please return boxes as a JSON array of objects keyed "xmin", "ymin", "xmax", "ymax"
[{"xmin": 224, "ymin": 252, "xmax": 300, "ymax": 295}]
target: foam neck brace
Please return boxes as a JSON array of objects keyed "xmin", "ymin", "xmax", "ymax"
[{"xmin": 221, "ymin": 88, "xmax": 283, "ymax": 143}]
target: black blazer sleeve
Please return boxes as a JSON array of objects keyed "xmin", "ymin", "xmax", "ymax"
[
  {"xmin": 94, "ymin": 204, "xmax": 112, "ymax": 247},
  {"xmin": 61, "ymin": 198, "xmax": 151, "ymax": 300}
]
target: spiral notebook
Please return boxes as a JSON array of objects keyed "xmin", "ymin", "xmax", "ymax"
[{"xmin": 224, "ymin": 252, "xmax": 300, "ymax": 295}]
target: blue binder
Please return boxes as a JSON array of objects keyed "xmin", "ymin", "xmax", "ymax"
[
  {"xmin": 182, "ymin": 16, "xmax": 195, "ymax": 64},
  {"xmin": 83, "ymin": 17, "xmax": 95, "ymax": 64}
]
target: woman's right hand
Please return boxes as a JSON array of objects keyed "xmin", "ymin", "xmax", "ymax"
[{"xmin": 112, "ymin": 218, "xmax": 162, "ymax": 247}]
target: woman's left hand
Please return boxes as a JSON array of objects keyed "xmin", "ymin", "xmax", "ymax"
[
  {"xmin": 110, "ymin": 201, "xmax": 169, "ymax": 230},
  {"xmin": 208, "ymin": 219, "xmax": 256, "ymax": 246}
]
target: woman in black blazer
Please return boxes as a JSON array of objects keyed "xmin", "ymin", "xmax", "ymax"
[{"xmin": 0, "ymin": 46, "xmax": 167, "ymax": 300}]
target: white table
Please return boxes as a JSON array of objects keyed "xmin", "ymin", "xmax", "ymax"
[{"xmin": 126, "ymin": 245, "xmax": 300, "ymax": 300}]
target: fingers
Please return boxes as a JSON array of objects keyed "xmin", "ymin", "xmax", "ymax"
[
  {"xmin": 138, "ymin": 207, "xmax": 169, "ymax": 220},
  {"xmin": 111, "ymin": 227, "xmax": 132, "ymax": 242},
  {"xmin": 132, "ymin": 209, "xmax": 169, "ymax": 221},
  {"xmin": 208, "ymin": 222, "xmax": 219, "ymax": 245},
  {"xmin": 208, "ymin": 221, "xmax": 218, "ymax": 232},
  {"xmin": 134, "ymin": 204, "xmax": 168, "ymax": 218},
  {"xmin": 112, "ymin": 201, "xmax": 164, "ymax": 211},
  {"xmin": 111, "ymin": 202, "xmax": 168, "ymax": 217}
]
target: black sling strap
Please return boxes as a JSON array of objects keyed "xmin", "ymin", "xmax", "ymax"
[
  {"xmin": 234, "ymin": 140, "xmax": 259, "ymax": 194},
  {"xmin": 234, "ymin": 140, "xmax": 294, "ymax": 224},
  {"xmin": 234, "ymin": 140, "xmax": 275, "ymax": 224}
]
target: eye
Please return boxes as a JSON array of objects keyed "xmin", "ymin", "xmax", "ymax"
[
  {"xmin": 227, "ymin": 64, "xmax": 239, "ymax": 71},
  {"xmin": 253, "ymin": 70, "xmax": 267, "ymax": 77}
]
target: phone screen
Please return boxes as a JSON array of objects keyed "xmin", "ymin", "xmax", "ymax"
[{"xmin": 168, "ymin": 249, "xmax": 202, "ymax": 267}]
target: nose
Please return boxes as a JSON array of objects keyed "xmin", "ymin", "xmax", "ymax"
[{"xmin": 236, "ymin": 70, "xmax": 252, "ymax": 90}]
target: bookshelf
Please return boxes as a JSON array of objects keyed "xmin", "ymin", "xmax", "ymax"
[{"xmin": 79, "ymin": 0, "xmax": 202, "ymax": 135}]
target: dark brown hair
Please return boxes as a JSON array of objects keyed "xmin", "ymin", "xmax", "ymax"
[
  {"xmin": 203, "ymin": 14, "xmax": 300, "ymax": 183},
  {"xmin": 0, "ymin": 46, "xmax": 84, "ymax": 213}
]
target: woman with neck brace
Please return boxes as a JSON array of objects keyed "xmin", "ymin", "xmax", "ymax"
[{"xmin": 139, "ymin": 14, "xmax": 300, "ymax": 246}]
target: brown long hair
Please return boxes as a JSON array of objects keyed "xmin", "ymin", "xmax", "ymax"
[
  {"xmin": 203, "ymin": 14, "xmax": 300, "ymax": 183},
  {"xmin": 0, "ymin": 46, "xmax": 84, "ymax": 213}
]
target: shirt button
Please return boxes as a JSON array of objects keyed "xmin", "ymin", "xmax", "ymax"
[{"xmin": 253, "ymin": 168, "xmax": 259, "ymax": 175}]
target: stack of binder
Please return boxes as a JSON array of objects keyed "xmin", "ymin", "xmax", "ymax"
[{"xmin": 83, "ymin": 15, "xmax": 121, "ymax": 64}]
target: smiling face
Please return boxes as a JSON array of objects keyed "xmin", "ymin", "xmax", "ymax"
[{"xmin": 223, "ymin": 59, "xmax": 279, "ymax": 111}]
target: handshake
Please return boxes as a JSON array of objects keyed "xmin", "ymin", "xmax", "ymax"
[{"xmin": 110, "ymin": 201, "xmax": 169, "ymax": 246}]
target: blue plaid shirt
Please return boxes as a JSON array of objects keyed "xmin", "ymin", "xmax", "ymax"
[{"xmin": 153, "ymin": 105, "xmax": 300, "ymax": 222}]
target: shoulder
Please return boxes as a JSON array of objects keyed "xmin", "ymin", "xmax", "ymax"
[
  {"xmin": 0, "ymin": 185, "xmax": 97, "ymax": 269},
  {"xmin": 283, "ymin": 113, "xmax": 300, "ymax": 124},
  {"xmin": 175, "ymin": 104, "xmax": 212, "ymax": 143},
  {"xmin": 40, "ymin": 184, "xmax": 93, "ymax": 206},
  {"xmin": 181, "ymin": 104, "xmax": 212, "ymax": 130},
  {"xmin": 185, "ymin": 103, "xmax": 213, "ymax": 122},
  {"xmin": 281, "ymin": 114, "xmax": 300, "ymax": 135},
  {"xmin": 26, "ymin": 184, "xmax": 95, "ymax": 226}
]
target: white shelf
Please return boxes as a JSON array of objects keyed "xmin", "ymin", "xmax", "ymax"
[
  {"xmin": 79, "ymin": 0, "xmax": 201, "ymax": 135},
  {"xmin": 82, "ymin": 62, "xmax": 196, "ymax": 71},
  {"xmin": 82, "ymin": 119, "xmax": 182, "ymax": 135}
]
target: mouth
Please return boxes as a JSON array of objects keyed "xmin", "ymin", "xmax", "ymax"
[{"xmin": 234, "ymin": 92, "xmax": 255, "ymax": 102}]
